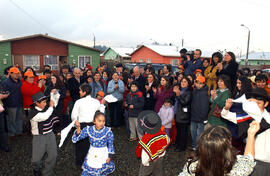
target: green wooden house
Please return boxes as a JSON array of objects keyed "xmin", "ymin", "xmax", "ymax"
[{"xmin": 0, "ymin": 34, "xmax": 100, "ymax": 74}]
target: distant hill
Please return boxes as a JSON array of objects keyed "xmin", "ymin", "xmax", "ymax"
[{"xmin": 95, "ymin": 45, "xmax": 107, "ymax": 52}]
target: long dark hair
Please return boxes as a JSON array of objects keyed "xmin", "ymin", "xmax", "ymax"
[
  {"xmin": 180, "ymin": 76, "xmax": 192, "ymax": 90},
  {"xmin": 159, "ymin": 76, "xmax": 171, "ymax": 91},
  {"xmin": 187, "ymin": 126, "xmax": 237, "ymax": 176},
  {"xmin": 211, "ymin": 52, "xmax": 223, "ymax": 66},
  {"xmin": 51, "ymin": 74, "xmax": 64, "ymax": 89},
  {"xmin": 232, "ymin": 76, "xmax": 252, "ymax": 98}
]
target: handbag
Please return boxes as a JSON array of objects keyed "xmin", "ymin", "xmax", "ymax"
[{"xmin": 212, "ymin": 104, "xmax": 222, "ymax": 118}]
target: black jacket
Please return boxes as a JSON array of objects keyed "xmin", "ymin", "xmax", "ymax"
[
  {"xmin": 67, "ymin": 76, "xmax": 85, "ymax": 102},
  {"xmin": 125, "ymin": 90, "xmax": 144, "ymax": 117},
  {"xmin": 143, "ymin": 81, "xmax": 158, "ymax": 110},
  {"xmin": 1, "ymin": 77, "xmax": 23, "ymax": 107},
  {"xmin": 133, "ymin": 75, "xmax": 146, "ymax": 93},
  {"xmin": 190, "ymin": 85, "xmax": 209, "ymax": 123},
  {"xmin": 44, "ymin": 83, "xmax": 66, "ymax": 117},
  {"xmin": 216, "ymin": 61, "xmax": 239, "ymax": 89},
  {"xmin": 175, "ymin": 89, "xmax": 192, "ymax": 123}
]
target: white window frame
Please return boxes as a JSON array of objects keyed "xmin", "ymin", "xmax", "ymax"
[
  {"xmin": 23, "ymin": 55, "xmax": 40, "ymax": 70},
  {"xmin": 139, "ymin": 58, "xmax": 143, "ymax": 62},
  {"xmin": 146, "ymin": 58, "xmax": 151, "ymax": 63},
  {"xmin": 170, "ymin": 59, "xmax": 179, "ymax": 66},
  {"xmin": 44, "ymin": 55, "xmax": 59, "ymax": 70},
  {"xmin": 78, "ymin": 55, "xmax": 92, "ymax": 68}
]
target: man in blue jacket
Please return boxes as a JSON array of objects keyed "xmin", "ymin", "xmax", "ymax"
[
  {"xmin": 184, "ymin": 49, "xmax": 203, "ymax": 75},
  {"xmin": 2, "ymin": 67, "xmax": 23, "ymax": 140}
]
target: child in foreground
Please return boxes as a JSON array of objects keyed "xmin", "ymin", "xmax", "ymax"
[
  {"xmin": 29, "ymin": 91, "xmax": 59, "ymax": 176},
  {"xmin": 136, "ymin": 110, "xmax": 171, "ymax": 176},
  {"xmin": 73, "ymin": 111, "xmax": 115, "ymax": 176},
  {"xmin": 158, "ymin": 98, "xmax": 174, "ymax": 136}
]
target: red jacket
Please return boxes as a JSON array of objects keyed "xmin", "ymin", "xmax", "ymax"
[{"xmin": 21, "ymin": 81, "xmax": 43, "ymax": 108}]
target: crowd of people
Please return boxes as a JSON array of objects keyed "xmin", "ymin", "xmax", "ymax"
[{"xmin": 0, "ymin": 48, "xmax": 269, "ymax": 176}]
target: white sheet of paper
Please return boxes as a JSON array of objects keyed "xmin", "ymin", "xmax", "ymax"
[
  {"xmin": 104, "ymin": 94, "xmax": 118, "ymax": 103},
  {"xmin": 59, "ymin": 121, "xmax": 75, "ymax": 148}
]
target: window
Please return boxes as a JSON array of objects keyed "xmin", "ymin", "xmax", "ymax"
[
  {"xmin": 170, "ymin": 59, "xmax": 179, "ymax": 66},
  {"xmin": 146, "ymin": 58, "xmax": 151, "ymax": 63},
  {"xmin": 44, "ymin": 55, "xmax": 58, "ymax": 70},
  {"xmin": 257, "ymin": 61, "xmax": 260, "ymax": 65},
  {"xmin": 24, "ymin": 55, "xmax": 40, "ymax": 70},
  {"xmin": 139, "ymin": 58, "xmax": 143, "ymax": 62},
  {"xmin": 78, "ymin": 56, "xmax": 92, "ymax": 68}
]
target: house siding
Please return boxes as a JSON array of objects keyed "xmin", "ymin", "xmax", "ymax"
[
  {"xmin": 0, "ymin": 42, "xmax": 12, "ymax": 75},
  {"xmin": 68, "ymin": 44, "xmax": 100, "ymax": 70},
  {"xmin": 131, "ymin": 46, "xmax": 164, "ymax": 63},
  {"xmin": 104, "ymin": 48, "xmax": 118, "ymax": 60}
]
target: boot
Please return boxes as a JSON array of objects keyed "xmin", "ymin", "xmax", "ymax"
[{"xmin": 33, "ymin": 169, "xmax": 41, "ymax": 176}]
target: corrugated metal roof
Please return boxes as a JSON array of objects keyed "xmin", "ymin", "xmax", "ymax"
[
  {"xmin": 111, "ymin": 47, "xmax": 135, "ymax": 57},
  {"xmin": 240, "ymin": 52, "xmax": 270, "ymax": 60}
]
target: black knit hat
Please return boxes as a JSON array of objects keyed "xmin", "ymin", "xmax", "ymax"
[
  {"xmin": 137, "ymin": 110, "xmax": 161, "ymax": 134},
  {"xmin": 246, "ymin": 88, "xmax": 270, "ymax": 102},
  {"xmin": 32, "ymin": 92, "xmax": 48, "ymax": 104}
]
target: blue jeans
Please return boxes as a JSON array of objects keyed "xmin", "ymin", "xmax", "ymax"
[
  {"xmin": 7, "ymin": 107, "xmax": 23, "ymax": 136},
  {"xmin": 190, "ymin": 121, "xmax": 204, "ymax": 148}
]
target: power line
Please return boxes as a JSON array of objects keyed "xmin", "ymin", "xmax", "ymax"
[{"xmin": 9, "ymin": 0, "xmax": 58, "ymax": 35}]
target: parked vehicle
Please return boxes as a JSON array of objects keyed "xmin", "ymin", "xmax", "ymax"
[{"xmin": 124, "ymin": 63, "xmax": 179, "ymax": 74}]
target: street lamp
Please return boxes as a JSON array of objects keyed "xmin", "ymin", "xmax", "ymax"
[{"xmin": 241, "ymin": 24, "xmax": 250, "ymax": 66}]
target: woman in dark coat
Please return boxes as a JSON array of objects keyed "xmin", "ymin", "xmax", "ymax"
[
  {"xmin": 216, "ymin": 51, "xmax": 239, "ymax": 90},
  {"xmin": 44, "ymin": 74, "xmax": 66, "ymax": 134},
  {"xmin": 173, "ymin": 76, "xmax": 192, "ymax": 152},
  {"xmin": 143, "ymin": 73, "xmax": 158, "ymax": 110}
]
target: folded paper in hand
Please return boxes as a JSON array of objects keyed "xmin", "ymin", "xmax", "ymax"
[{"xmin": 104, "ymin": 94, "xmax": 118, "ymax": 103}]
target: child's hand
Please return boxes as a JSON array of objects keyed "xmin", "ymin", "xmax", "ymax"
[
  {"xmin": 101, "ymin": 98, "xmax": 106, "ymax": 105},
  {"xmin": 129, "ymin": 105, "xmax": 134, "ymax": 109},
  {"xmin": 152, "ymin": 87, "xmax": 157, "ymax": 94},
  {"xmin": 248, "ymin": 120, "xmax": 260, "ymax": 136},
  {"xmin": 75, "ymin": 120, "xmax": 80, "ymax": 129},
  {"xmin": 106, "ymin": 158, "xmax": 111, "ymax": 163},
  {"xmin": 49, "ymin": 100, "xmax": 54, "ymax": 107}
]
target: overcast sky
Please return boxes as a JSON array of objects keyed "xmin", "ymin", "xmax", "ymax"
[{"xmin": 0, "ymin": 0, "xmax": 270, "ymax": 56}]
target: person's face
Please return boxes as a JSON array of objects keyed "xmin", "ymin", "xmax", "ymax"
[
  {"xmin": 178, "ymin": 74, "xmax": 183, "ymax": 82},
  {"xmin": 181, "ymin": 78, "xmax": 189, "ymax": 88},
  {"xmin": 187, "ymin": 75, "xmax": 193, "ymax": 83},
  {"xmin": 45, "ymin": 66, "xmax": 50, "ymax": 70},
  {"xmin": 131, "ymin": 84, "xmax": 138, "ymax": 92},
  {"xmin": 164, "ymin": 102, "xmax": 171, "ymax": 107},
  {"xmin": 94, "ymin": 115, "xmax": 105, "ymax": 130},
  {"xmin": 26, "ymin": 76, "xmax": 34, "ymax": 84},
  {"xmin": 236, "ymin": 79, "xmax": 242, "ymax": 91},
  {"xmin": 66, "ymin": 74, "xmax": 72, "ymax": 80},
  {"xmin": 112, "ymin": 73, "xmax": 119, "ymax": 81},
  {"xmin": 163, "ymin": 66, "xmax": 169, "ymax": 74},
  {"xmin": 10, "ymin": 73, "xmax": 20, "ymax": 80},
  {"xmin": 194, "ymin": 51, "xmax": 201, "ymax": 59},
  {"xmin": 94, "ymin": 73, "xmax": 101, "ymax": 81},
  {"xmin": 36, "ymin": 100, "xmax": 47, "ymax": 110},
  {"xmin": 102, "ymin": 72, "xmax": 108, "ymax": 78},
  {"xmin": 195, "ymin": 81, "xmax": 204, "ymax": 89},
  {"xmin": 160, "ymin": 78, "xmax": 167, "ymax": 86},
  {"xmin": 213, "ymin": 56, "xmax": 219, "ymax": 64},
  {"xmin": 134, "ymin": 68, "xmax": 140, "ymax": 77},
  {"xmin": 256, "ymin": 80, "xmax": 266, "ymax": 88},
  {"xmin": 195, "ymin": 72, "xmax": 202, "ymax": 77},
  {"xmin": 79, "ymin": 89, "xmax": 86, "ymax": 97},
  {"xmin": 139, "ymin": 68, "xmax": 144, "ymax": 74},
  {"xmin": 62, "ymin": 68, "xmax": 68, "ymax": 74},
  {"xmin": 26, "ymin": 68, "xmax": 33, "ymax": 73},
  {"xmin": 51, "ymin": 75, "xmax": 57, "ymax": 84},
  {"xmin": 96, "ymin": 95, "xmax": 103, "ymax": 100},
  {"xmin": 147, "ymin": 74, "xmax": 154, "ymax": 83},
  {"xmin": 203, "ymin": 60, "xmax": 209, "ymax": 67},
  {"xmin": 145, "ymin": 69, "xmax": 150, "ymax": 75},
  {"xmin": 256, "ymin": 71, "xmax": 262, "ymax": 76},
  {"xmin": 218, "ymin": 79, "xmax": 226, "ymax": 89},
  {"xmin": 87, "ymin": 77, "xmax": 93, "ymax": 83},
  {"xmin": 73, "ymin": 69, "xmax": 81, "ymax": 79},
  {"xmin": 224, "ymin": 53, "xmax": 232, "ymax": 62}
]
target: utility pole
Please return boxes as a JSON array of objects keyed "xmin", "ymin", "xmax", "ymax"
[
  {"xmin": 181, "ymin": 38, "xmax": 184, "ymax": 47},
  {"xmin": 92, "ymin": 33, "xmax": 96, "ymax": 48},
  {"xmin": 241, "ymin": 24, "xmax": 250, "ymax": 66}
]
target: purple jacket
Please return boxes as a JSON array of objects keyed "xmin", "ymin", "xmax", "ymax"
[
  {"xmin": 158, "ymin": 105, "xmax": 174, "ymax": 128},
  {"xmin": 154, "ymin": 88, "xmax": 173, "ymax": 113}
]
